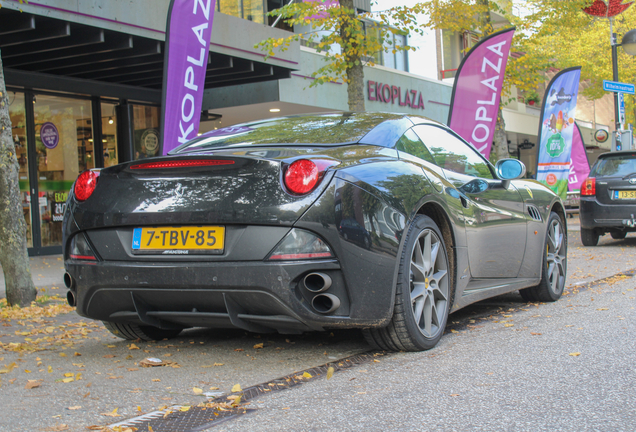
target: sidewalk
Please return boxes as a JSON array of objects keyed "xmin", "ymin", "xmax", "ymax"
[{"xmin": 0, "ymin": 254, "xmax": 65, "ymax": 299}]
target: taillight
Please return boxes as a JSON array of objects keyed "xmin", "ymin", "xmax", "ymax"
[
  {"xmin": 268, "ymin": 229, "xmax": 333, "ymax": 260},
  {"xmin": 581, "ymin": 177, "xmax": 596, "ymax": 196},
  {"xmin": 130, "ymin": 159, "xmax": 235, "ymax": 169},
  {"xmin": 74, "ymin": 170, "xmax": 100, "ymax": 201},
  {"xmin": 283, "ymin": 159, "xmax": 339, "ymax": 195},
  {"xmin": 69, "ymin": 233, "xmax": 97, "ymax": 261}
]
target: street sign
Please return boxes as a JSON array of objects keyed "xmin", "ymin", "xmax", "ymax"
[{"xmin": 603, "ymin": 80, "xmax": 635, "ymax": 94}]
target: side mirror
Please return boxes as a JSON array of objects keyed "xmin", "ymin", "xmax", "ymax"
[{"xmin": 495, "ymin": 159, "xmax": 526, "ymax": 189}]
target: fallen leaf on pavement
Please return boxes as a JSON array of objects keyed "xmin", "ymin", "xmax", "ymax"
[
  {"xmin": 193, "ymin": 387, "xmax": 203, "ymax": 394},
  {"xmin": 302, "ymin": 372, "xmax": 312, "ymax": 379},
  {"xmin": 253, "ymin": 343, "xmax": 264, "ymax": 349},
  {"xmin": 569, "ymin": 352, "xmax": 581, "ymax": 357},
  {"xmin": 24, "ymin": 380, "xmax": 42, "ymax": 389},
  {"xmin": 231, "ymin": 384, "xmax": 242, "ymax": 392},
  {"xmin": 101, "ymin": 408, "xmax": 121, "ymax": 417},
  {"xmin": 530, "ymin": 332, "xmax": 542, "ymax": 336},
  {"xmin": 129, "ymin": 343, "xmax": 140, "ymax": 350},
  {"xmin": 67, "ymin": 406, "xmax": 81, "ymax": 410},
  {"xmin": 43, "ymin": 424, "xmax": 69, "ymax": 431},
  {"xmin": 326, "ymin": 367, "xmax": 334, "ymax": 380}
]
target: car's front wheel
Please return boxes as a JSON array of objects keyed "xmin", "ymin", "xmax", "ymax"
[
  {"xmin": 103, "ymin": 321, "xmax": 183, "ymax": 341},
  {"xmin": 520, "ymin": 212, "xmax": 567, "ymax": 302},
  {"xmin": 581, "ymin": 228, "xmax": 599, "ymax": 246},
  {"xmin": 363, "ymin": 215, "xmax": 451, "ymax": 352}
]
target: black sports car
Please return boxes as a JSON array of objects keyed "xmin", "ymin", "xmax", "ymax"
[
  {"xmin": 62, "ymin": 112, "xmax": 568, "ymax": 352},
  {"xmin": 580, "ymin": 150, "xmax": 636, "ymax": 246}
]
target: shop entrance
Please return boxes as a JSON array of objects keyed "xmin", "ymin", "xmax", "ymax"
[{"xmin": 9, "ymin": 91, "xmax": 124, "ymax": 255}]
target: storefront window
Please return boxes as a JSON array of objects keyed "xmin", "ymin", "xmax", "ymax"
[
  {"xmin": 34, "ymin": 95, "xmax": 93, "ymax": 248},
  {"xmin": 218, "ymin": 0, "xmax": 265, "ymax": 24},
  {"xmin": 8, "ymin": 91, "xmax": 32, "ymax": 247},
  {"xmin": 132, "ymin": 104, "xmax": 160, "ymax": 160},
  {"xmin": 101, "ymin": 102, "xmax": 119, "ymax": 167}
]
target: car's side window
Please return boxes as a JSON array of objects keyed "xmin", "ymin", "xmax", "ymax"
[
  {"xmin": 413, "ymin": 125, "xmax": 494, "ymax": 179},
  {"xmin": 395, "ymin": 128, "xmax": 437, "ymax": 165}
]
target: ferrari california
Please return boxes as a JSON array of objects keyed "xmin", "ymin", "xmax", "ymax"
[{"xmin": 62, "ymin": 112, "xmax": 568, "ymax": 352}]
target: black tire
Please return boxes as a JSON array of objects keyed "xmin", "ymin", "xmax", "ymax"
[
  {"xmin": 103, "ymin": 321, "xmax": 183, "ymax": 341},
  {"xmin": 580, "ymin": 228, "xmax": 599, "ymax": 246},
  {"xmin": 520, "ymin": 212, "xmax": 567, "ymax": 303},
  {"xmin": 363, "ymin": 215, "xmax": 452, "ymax": 352},
  {"xmin": 610, "ymin": 231, "xmax": 627, "ymax": 240}
]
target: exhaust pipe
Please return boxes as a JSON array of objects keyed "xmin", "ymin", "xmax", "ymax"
[
  {"xmin": 63, "ymin": 272, "xmax": 74, "ymax": 289},
  {"xmin": 311, "ymin": 294, "xmax": 341, "ymax": 314},
  {"xmin": 67, "ymin": 290, "xmax": 76, "ymax": 307},
  {"xmin": 303, "ymin": 272, "xmax": 332, "ymax": 293}
]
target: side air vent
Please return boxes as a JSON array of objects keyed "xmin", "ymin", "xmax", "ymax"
[{"xmin": 527, "ymin": 205, "xmax": 542, "ymax": 221}]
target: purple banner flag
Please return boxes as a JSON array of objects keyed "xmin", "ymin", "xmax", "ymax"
[
  {"xmin": 568, "ymin": 122, "xmax": 591, "ymax": 192},
  {"xmin": 447, "ymin": 28, "xmax": 515, "ymax": 159},
  {"xmin": 161, "ymin": 0, "xmax": 216, "ymax": 155}
]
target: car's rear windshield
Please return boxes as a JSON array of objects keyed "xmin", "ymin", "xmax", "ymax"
[
  {"xmin": 590, "ymin": 153, "xmax": 636, "ymax": 177},
  {"xmin": 172, "ymin": 112, "xmax": 403, "ymax": 153}
]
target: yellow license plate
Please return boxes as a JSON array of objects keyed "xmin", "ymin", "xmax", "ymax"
[
  {"xmin": 617, "ymin": 190, "xmax": 636, "ymax": 199},
  {"xmin": 132, "ymin": 226, "xmax": 225, "ymax": 254}
]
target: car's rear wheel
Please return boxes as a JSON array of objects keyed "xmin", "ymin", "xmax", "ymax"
[
  {"xmin": 520, "ymin": 212, "xmax": 567, "ymax": 302},
  {"xmin": 581, "ymin": 228, "xmax": 599, "ymax": 246},
  {"xmin": 610, "ymin": 231, "xmax": 627, "ymax": 240},
  {"xmin": 363, "ymin": 215, "xmax": 451, "ymax": 352},
  {"xmin": 103, "ymin": 321, "xmax": 183, "ymax": 341}
]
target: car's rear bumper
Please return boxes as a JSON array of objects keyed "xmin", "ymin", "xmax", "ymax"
[
  {"xmin": 65, "ymin": 258, "xmax": 389, "ymax": 334},
  {"xmin": 580, "ymin": 198, "xmax": 636, "ymax": 230}
]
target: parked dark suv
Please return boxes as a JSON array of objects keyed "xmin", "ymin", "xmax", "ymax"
[{"xmin": 580, "ymin": 151, "xmax": 636, "ymax": 246}]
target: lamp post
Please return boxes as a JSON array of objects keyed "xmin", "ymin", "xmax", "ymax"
[{"xmin": 611, "ymin": 28, "xmax": 636, "ymax": 150}]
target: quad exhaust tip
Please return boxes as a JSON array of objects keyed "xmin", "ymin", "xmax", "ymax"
[
  {"xmin": 303, "ymin": 272, "xmax": 332, "ymax": 293},
  {"xmin": 63, "ymin": 272, "xmax": 74, "ymax": 289},
  {"xmin": 311, "ymin": 293, "xmax": 341, "ymax": 314},
  {"xmin": 66, "ymin": 290, "xmax": 76, "ymax": 307}
]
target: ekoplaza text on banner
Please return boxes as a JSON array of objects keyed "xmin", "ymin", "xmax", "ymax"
[
  {"xmin": 447, "ymin": 28, "xmax": 515, "ymax": 160},
  {"xmin": 160, "ymin": 0, "xmax": 216, "ymax": 155}
]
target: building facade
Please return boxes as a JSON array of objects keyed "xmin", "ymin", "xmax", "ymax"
[{"xmin": 2, "ymin": 0, "xmax": 455, "ymax": 256}]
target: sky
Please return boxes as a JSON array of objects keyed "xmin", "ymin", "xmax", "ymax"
[{"xmin": 370, "ymin": 0, "xmax": 439, "ymax": 80}]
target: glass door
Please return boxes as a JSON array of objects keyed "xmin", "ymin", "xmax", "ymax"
[
  {"xmin": 7, "ymin": 91, "xmax": 33, "ymax": 247},
  {"xmin": 33, "ymin": 94, "xmax": 94, "ymax": 249}
]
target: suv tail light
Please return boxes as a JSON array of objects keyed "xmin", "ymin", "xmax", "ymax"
[
  {"xmin": 581, "ymin": 177, "xmax": 596, "ymax": 196},
  {"xmin": 283, "ymin": 159, "xmax": 339, "ymax": 195},
  {"xmin": 74, "ymin": 169, "xmax": 100, "ymax": 201}
]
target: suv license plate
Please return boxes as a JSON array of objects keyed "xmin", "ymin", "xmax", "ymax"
[{"xmin": 616, "ymin": 191, "xmax": 636, "ymax": 200}]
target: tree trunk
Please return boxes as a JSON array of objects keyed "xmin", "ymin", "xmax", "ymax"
[
  {"xmin": 339, "ymin": 0, "xmax": 365, "ymax": 112},
  {"xmin": 0, "ymin": 50, "xmax": 37, "ymax": 307},
  {"xmin": 494, "ymin": 107, "xmax": 508, "ymax": 162}
]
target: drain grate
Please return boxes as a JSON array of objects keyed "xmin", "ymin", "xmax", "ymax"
[{"xmin": 107, "ymin": 351, "xmax": 380, "ymax": 431}]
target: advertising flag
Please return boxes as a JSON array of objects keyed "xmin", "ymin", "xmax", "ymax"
[
  {"xmin": 536, "ymin": 67, "xmax": 582, "ymax": 199},
  {"xmin": 447, "ymin": 28, "xmax": 515, "ymax": 159},
  {"xmin": 568, "ymin": 122, "xmax": 591, "ymax": 192},
  {"xmin": 160, "ymin": 0, "xmax": 216, "ymax": 155}
]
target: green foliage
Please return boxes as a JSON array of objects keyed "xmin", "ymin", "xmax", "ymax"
[{"xmin": 256, "ymin": 0, "xmax": 428, "ymax": 88}]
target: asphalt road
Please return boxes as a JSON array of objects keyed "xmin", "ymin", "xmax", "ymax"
[{"xmin": 0, "ymin": 224, "xmax": 635, "ymax": 431}]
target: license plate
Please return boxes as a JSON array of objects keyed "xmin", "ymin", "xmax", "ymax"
[
  {"xmin": 616, "ymin": 190, "xmax": 636, "ymax": 200},
  {"xmin": 132, "ymin": 226, "xmax": 225, "ymax": 255}
]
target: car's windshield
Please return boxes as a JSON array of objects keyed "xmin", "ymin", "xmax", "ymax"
[
  {"xmin": 590, "ymin": 154, "xmax": 636, "ymax": 177},
  {"xmin": 172, "ymin": 113, "xmax": 404, "ymax": 153}
]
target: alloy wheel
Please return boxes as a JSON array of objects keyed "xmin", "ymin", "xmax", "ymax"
[
  {"xmin": 409, "ymin": 229, "xmax": 449, "ymax": 338},
  {"xmin": 546, "ymin": 219, "xmax": 566, "ymax": 294}
]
